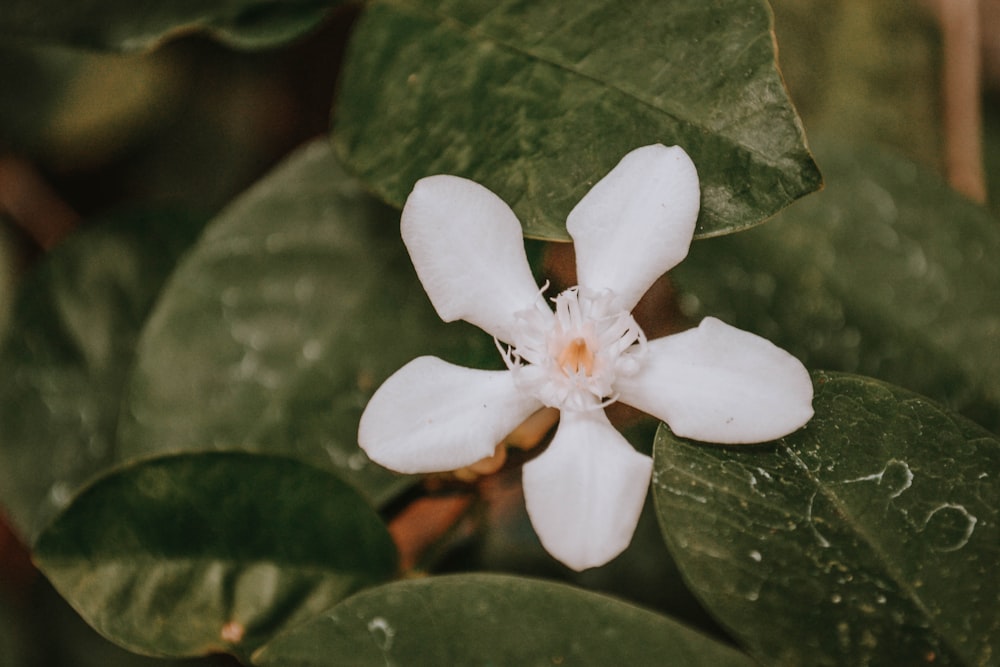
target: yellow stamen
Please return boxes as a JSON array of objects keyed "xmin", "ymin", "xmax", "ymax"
[{"xmin": 557, "ymin": 337, "xmax": 594, "ymax": 375}]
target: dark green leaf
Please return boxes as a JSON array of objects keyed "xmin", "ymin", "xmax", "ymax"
[
  {"xmin": 653, "ymin": 371, "xmax": 999, "ymax": 666},
  {"xmin": 253, "ymin": 573, "xmax": 755, "ymax": 667},
  {"xmin": 117, "ymin": 140, "xmax": 498, "ymax": 506},
  {"xmin": 674, "ymin": 139, "xmax": 1000, "ymax": 433},
  {"xmin": 334, "ymin": 0, "xmax": 821, "ymax": 241},
  {"xmin": 34, "ymin": 452, "xmax": 397, "ymax": 660},
  {"xmin": 19, "ymin": 579, "xmax": 234, "ymax": 667},
  {"xmin": 0, "ymin": 0, "xmax": 339, "ymax": 52},
  {"xmin": 0, "ymin": 208, "xmax": 204, "ymax": 542}
]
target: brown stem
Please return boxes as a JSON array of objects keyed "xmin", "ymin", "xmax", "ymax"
[
  {"xmin": 0, "ymin": 157, "xmax": 80, "ymax": 250},
  {"xmin": 932, "ymin": 0, "xmax": 987, "ymax": 202},
  {"xmin": 0, "ymin": 513, "xmax": 36, "ymax": 603},
  {"xmin": 388, "ymin": 493, "xmax": 475, "ymax": 572}
]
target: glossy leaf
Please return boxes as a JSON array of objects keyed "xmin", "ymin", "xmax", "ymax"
[
  {"xmin": 253, "ymin": 573, "xmax": 756, "ymax": 667},
  {"xmin": 34, "ymin": 452, "xmax": 397, "ymax": 660},
  {"xmin": 0, "ymin": 0, "xmax": 339, "ymax": 52},
  {"xmin": 0, "ymin": 208, "xmax": 204, "ymax": 542},
  {"xmin": 653, "ymin": 371, "xmax": 999, "ymax": 666},
  {"xmin": 674, "ymin": 139, "xmax": 1000, "ymax": 433},
  {"xmin": 334, "ymin": 0, "xmax": 821, "ymax": 241},
  {"xmin": 118, "ymin": 140, "xmax": 498, "ymax": 507}
]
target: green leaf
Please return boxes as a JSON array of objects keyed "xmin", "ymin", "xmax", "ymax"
[
  {"xmin": 253, "ymin": 573, "xmax": 756, "ymax": 667},
  {"xmin": 0, "ymin": 0, "xmax": 339, "ymax": 52},
  {"xmin": 118, "ymin": 140, "xmax": 498, "ymax": 507},
  {"xmin": 334, "ymin": 0, "xmax": 821, "ymax": 241},
  {"xmin": 20, "ymin": 580, "xmax": 233, "ymax": 667},
  {"xmin": 0, "ymin": 208, "xmax": 204, "ymax": 542},
  {"xmin": 34, "ymin": 451, "xmax": 397, "ymax": 660},
  {"xmin": 673, "ymin": 138, "xmax": 1000, "ymax": 433},
  {"xmin": 652, "ymin": 371, "xmax": 999, "ymax": 666}
]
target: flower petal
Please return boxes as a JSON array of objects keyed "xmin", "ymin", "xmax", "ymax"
[
  {"xmin": 567, "ymin": 144, "xmax": 699, "ymax": 310},
  {"xmin": 616, "ymin": 317, "xmax": 814, "ymax": 443},
  {"xmin": 522, "ymin": 410, "xmax": 652, "ymax": 571},
  {"xmin": 402, "ymin": 175, "xmax": 543, "ymax": 343},
  {"xmin": 359, "ymin": 356, "xmax": 542, "ymax": 473}
]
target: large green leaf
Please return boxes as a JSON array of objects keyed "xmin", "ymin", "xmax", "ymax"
[
  {"xmin": 34, "ymin": 452, "xmax": 397, "ymax": 660},
  {"xmin": 0, "ymin": 208, "xmax": 204, "ymax": 542},
  {"xmin": 118, "ymin": 139, "xmax": 498, "ymax": 506},
  {"xmin": 653, "ymin": 372, "xmax": 999, "ymax": 666},
  {"xmin": 334, "ymin": 0, "xmax": 821, "ymax": 241},
  {"xmin": 253, "ymin": 573, "xmax": 756, "ymax": 666},
  {"xmin": 673, "ymin": 139, "xmax": 1000, "ymax": 433},
  {"xmin": 0, "ymin": 0, "xmax": 340, "ymax": 52}
]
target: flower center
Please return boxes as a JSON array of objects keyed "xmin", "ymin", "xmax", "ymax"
[
  {"xmin": 557, "ymin": 337, "xmax": 595, "ymax": 376},
  {"xmin": 501, "ymin": 286, "xmax": 646, "ymax": 412}
]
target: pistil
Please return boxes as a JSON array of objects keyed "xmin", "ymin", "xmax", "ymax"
[{"xmin": 557, "ymin": 337, "xmax": 595, "ymax": 376}]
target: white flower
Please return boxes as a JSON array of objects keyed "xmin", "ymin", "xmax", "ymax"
[{"xmin": 358, "ymin": 145, "xmax": 814, "ymax": 571}]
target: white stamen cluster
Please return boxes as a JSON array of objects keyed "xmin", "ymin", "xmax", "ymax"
[{"xmin": 501, "ymin": 287, "xmax": 646, "ymax": 412}]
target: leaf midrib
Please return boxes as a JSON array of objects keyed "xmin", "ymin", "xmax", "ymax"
[
  {"xmin": 780, "ymin": 442, "xmax": 967, "ymax": 665},
  {"xmin": 661, "ymin": 437, "xmax": 968, "ymax": 664}
]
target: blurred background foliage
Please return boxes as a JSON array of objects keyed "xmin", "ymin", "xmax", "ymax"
[{"xmin": 0, "ymin": 0, "xmax": 997, "ymax": 664}]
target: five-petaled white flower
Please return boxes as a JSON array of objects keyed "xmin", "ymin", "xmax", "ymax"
[{"xmin": 359, "ymin": 144, "xmax": 814, "ymax": 571}]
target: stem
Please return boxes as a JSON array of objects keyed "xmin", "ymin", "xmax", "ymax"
[
  {"xmin": 932, "ymin": 0, "xmax": 987, "ymax": 202},
  {"xmin": 0, "ymin": 157, "xmax": 79, "ymax": 250}
]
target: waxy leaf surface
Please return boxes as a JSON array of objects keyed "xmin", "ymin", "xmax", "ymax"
[
  {"xmin": 118, "ymin": 140, "xmax": 498, "ymax": 506},
  {"xmin": 653, "ymin": 372, "xmax": 999, "ymax": 666},
  {"xmin": 0, "ymin": 208, "xmax": 204, "ymax": 542},
  {"xmin": 335, "ymin": 0, "xmax": 821, "ymax": 240},
  {"xmin": 34, "ymin": 452, "xmax": 397, "ymax": 660},
  {"xmin": 254, "ymin": 573, "xmax": 756, "ymax": 667}
]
